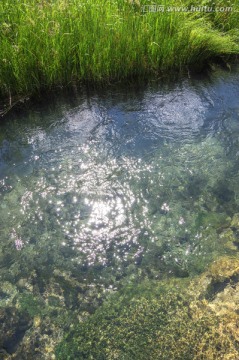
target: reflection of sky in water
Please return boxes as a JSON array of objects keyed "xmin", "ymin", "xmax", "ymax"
[
  {"xmin": 0, "ymin": 68, "xmax": 239, "ymax": 278},
  {"xmin": 141, "ymin": 85, "xmax": 206, "ymax": 140}
]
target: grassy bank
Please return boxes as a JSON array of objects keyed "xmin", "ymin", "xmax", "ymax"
[{"xmin": 0, "ymin": 0, "xmax": 239, "ymax": 101}]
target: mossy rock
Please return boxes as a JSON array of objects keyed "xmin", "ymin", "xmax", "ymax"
[
  {"xmin": 219, "ymin": 228, "xmax": 238, "ymax": 251},
  {"xmin": 55, "ymin": 279, "xmax": 239, "ymax": 360},
  {"xmin": 231, "ymin": 214, "xmax": 239, "ymax": 228},
  {"xmin": 208, "ymin": 257, "xmax": 239, "ymax": 284}
]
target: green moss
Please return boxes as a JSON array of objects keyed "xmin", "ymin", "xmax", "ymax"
[
  {"xmin": 18, "ymin": 292, "xmax": 45, "ymax": 317},
  {"xmin": 55, "ymin": 279, "xmax": 239, "ymax": 359}
]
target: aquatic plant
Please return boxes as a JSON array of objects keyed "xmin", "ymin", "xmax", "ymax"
[
  {"xmin": 55, "ymin": 277, "xmax": 239, "ymax": 359},
  {"xmin": 18, "ymin": 293, "xmax": 45, "ymax": 317},
  {"xmin": 0, "ymin": 0, "xmax": 238, "ymax": 102}
]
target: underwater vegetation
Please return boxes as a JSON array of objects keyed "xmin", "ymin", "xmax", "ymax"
[
  {"xmin": 0, "ymin": 0, "xmax": 239, "ymax": 103},
  {"xmin": 56, "ymin": 253, "xmax": 239, "ymax": 360},
  {"xmin": 0, "ymin": 62, "xmax": 239, "ymax": 357},
  {"xmin": 55, "ymin": 215, "xmax": 239, "ymax": 359},
  {"xmin": 1, "ymin": 118, "xmax": 239, "ymax": 357}
]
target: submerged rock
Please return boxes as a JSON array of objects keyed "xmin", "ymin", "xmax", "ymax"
[
  {"xmin": 231, "ymin": 213, "xmax": 239, "ymax": 228},
  {"xmin": 0, "ymin": 307, "xmax": 32, "ymax": 359},
  {"xmin": 56, "ymin": 255, "xmax": 239, "ymax": 359},
  {"xmin": 208, "ymin": 257, "xmax": 239, "ymax": 284}
]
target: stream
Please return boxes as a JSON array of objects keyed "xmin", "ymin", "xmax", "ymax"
[{"xmin": 0, "ymin": 67, "xmax": 239, "ymax": 357}]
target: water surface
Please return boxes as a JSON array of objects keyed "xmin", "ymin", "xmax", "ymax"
[{"xmin": 0, "ymin": 69, "xmax": 239, "ymax": 340}]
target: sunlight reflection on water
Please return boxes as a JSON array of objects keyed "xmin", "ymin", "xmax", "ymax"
[{"xmin": 0, "ymin": 68, "xmax": 239, "ymax": 286}]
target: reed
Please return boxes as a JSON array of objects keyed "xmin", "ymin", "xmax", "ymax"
[{"xmin": 0, "ymin": 0, "xmax": 238, "ymax": 99}]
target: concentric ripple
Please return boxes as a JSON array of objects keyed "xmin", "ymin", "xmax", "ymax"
[{"xmin": 0, "ymin": 68, "xmax": 239, "ymax": 287}]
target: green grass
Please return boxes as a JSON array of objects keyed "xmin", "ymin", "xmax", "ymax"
[{"xmin": 0, "ymin": 0, "xmax": 238, "ymax": 100}]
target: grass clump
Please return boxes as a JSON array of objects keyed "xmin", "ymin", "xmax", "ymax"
[
  {"xmin": 0, "ymin": 0, "xmax": 238, "ymax": 100},
  {"xmin": 55, "ymin": 279, "xmax": 239, "ymax": 360}
]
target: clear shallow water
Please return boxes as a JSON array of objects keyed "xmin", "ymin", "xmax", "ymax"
[{"xmin": 0, "ymin": 68, "xmax": 239, "ymax": 316}]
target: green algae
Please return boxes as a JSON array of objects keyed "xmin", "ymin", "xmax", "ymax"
[
  {"xmin": 18, "ymin": 293, "xmax": 45, "ymax": 318},
  {"xmin": 56, "ymin": 219, "xmax": 239, "ymax": 359},
  {"xmin": 0, "ymin": 134, "xmax": 238, "ymax": 356},
  {"xmin": 55, "ymin": 275, "xmax": 239, "ymax": 360},
  {"xmin": 0, "ymin": 136, "xmax": 235, "ymax": 286}
]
